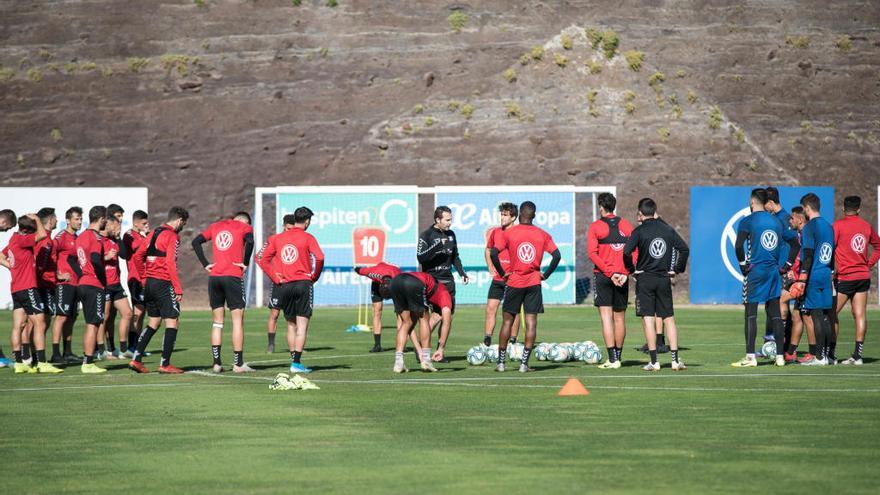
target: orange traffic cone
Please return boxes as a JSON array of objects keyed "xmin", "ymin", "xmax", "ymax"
[{"xmin": 557, "ymin": 377, "xmax": 590, "ymax": 396}]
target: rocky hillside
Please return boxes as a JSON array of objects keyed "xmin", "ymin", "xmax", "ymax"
[{"xmin": 2, "ymin": 0, "xmax": 878, "ymax": 303}]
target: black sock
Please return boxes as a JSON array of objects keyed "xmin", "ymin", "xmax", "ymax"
[
  {"xmin": 35, "ymin": 350, "xmax": 45, "ymax": 363},
  {"xmin": 498, "ymin": 349, "xmax": 507, "ymax": 363},
  {"xmin": 607, "ymin": 347, "xmax": 615, "ymax": 363},
  {"xmin": 160, "ymin": 328, "xmax": 178, "ymax": 367},
  {"xmin": 234, "ymin": 351, "xmax": 244, "ymax": 367},
  {"xmin": 809, "ymin": 344, "xmax": 817, "ymax": 356},
  {"xmin": 483, "ymin": 335, "xmax": 492, "ymax": 347},
  {"xmin": 85, "ymin": 354, "xmax": 94, "ymax": 364},
  {"xmin": 671, "ymin": 349, "xmax": 679, "ymax": 363},
  {"xmin": 134, "ymin": 326, "xmax": 157, "ymax": 362},
  {"xmin": 13, "ymin": 350, "xmax": 22, "ymax": 363},
  {"xmin": 107, "ymin": 332, "xmax": 116, "ymax": 352},
  {"xmin": 649, "ymin": 350, "xmax": 657, "ymax": 364},
  {"xmin": 854, "ymin": 341, "xmax": 864, "ymax": 360},
  {"xmin": 212, "ymin": 345, "xmax": 222, "ymax": 366},
  {"xmin": 744, "ymin": 303, "xmax": 758, "ymax": 354},
  {"xmin": 21, "ymin": 345, "xmax": 31, "ymax": 361},
  {"xmin": 119, "ymin": 341, "xmax": 127, "ymax": 353},
  {"xmin": 521, "ymin": 347, "xmax": 532, "ymax": 366},
  {"xmin": 374, "ymin": 334, "xmax": 381, "ymax": 346},
  {"xmin": 97, "ymin": 343, "xmax": 106, "ymax": 354},
  {"xmin": 828, "ymin": 340, "xmax": 837, "ymax": 359},
  {"xmin": 63, "ymin": 340, "xmax": 71, "ymax": 355},
  {"xmin": 656, "ymin": 334, "xmax": 666, "ymax": 347},
  {"xmin": 268, "ymin": 332, "xmax": 276, "ymax": 346},
  {"xmin": 128, "ymin": 330, "xmax": 139, "ymax": 348},
  {"xmin": 615, "ymin": 347, "xmax": 622, "ymax": 362},
  {"xmin": 292, "ymin": 351, "xmax": 302, "ymax": 363},
  {"xmin": 788, "ymin": 344, "xmax": 798, "ymax": 355}
]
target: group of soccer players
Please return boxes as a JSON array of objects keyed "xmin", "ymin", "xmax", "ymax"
[{"xmin": 1, "ymin": 188, "xmax": 875, "ymax": 376}]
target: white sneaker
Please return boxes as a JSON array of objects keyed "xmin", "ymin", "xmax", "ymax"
[
  {"xmin": 22, "ymin": 357, "xmax": 33, "ymax": 366},
  {"xmin": 392, "ymin": 361, "xmax": 408, "ymax": 373},
  {"xmin": 495, "ymin": 362, "xmax": 505, "ymax": 372},
  {"xmin": 671, "ymin": 360, "xmax": 687, "ymax": 371},
  {"xmin": 598, "ymin": 360, "xmax": 621, "ymax": 370},
  {"xmin": 518, "ymin": 364, "xmax": 533, "ymax": 373},
  {"xmin": 420, "ymin": 360, "xmax": 438, "ymax": 372},
  {"xmin": 642, "ymin": 362, "xmax": 660, "ymax": 372},
  {"xmin": 731, "ymin": 356, "xmax": 758, "ymax": 368},
  {"xmin": 233, "ymin": 364, "xmax": 255, "ymax": 373},
  {"xmin": 839, "ymin": 357, "xmax": 864, "ymax": 366},
  {"xmin": 212, "ymin": 364, "xmax": 224, "ymax": 373},
  {"xmin": 775, "ymin": 356, "xmax": 785, "ymax": 367},
  {"xmin": 801, "ymin": 356, "xmax": 828, "ymax": 366}
]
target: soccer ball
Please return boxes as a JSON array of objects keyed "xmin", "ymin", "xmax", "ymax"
[
  {"xmin": 550, "ymin": 344, "xmax": 570, "ymax": 362},
  {"xmin": 467, "ymin": 346, "xmax": 487, "ymax": 366},
  {"xmin": 535, "ymin": 343, "xmax": 552, "ymax": 361},
  {"xmin": 561, "ymin": 342, "xmax": 577, "ymax": 358},
  {"xmin": 508, "ymin": 343, "xmax": 524, "ymax": 361},
  {"xmin": 761, "ymin": 341, "xmax": 777, "ymax": 359},
  {"xmin": 572, "ymin": 343, "xmax": 588, "ymax": 361},
  {"xmin": 583, "ymin": 340, "xmax": 600, "ymax": 350},
  {"xmin": 485, "ymin": 344, "xmax": 500, "ymax": 363},
  {"xmin": 582, "ymin": 347, "xmax": 603, "ymax": 364}
]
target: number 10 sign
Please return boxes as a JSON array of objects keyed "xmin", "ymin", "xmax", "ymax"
[{"xmin": 352, "ymin": 227, "xmax": 387, "ymax": 266}]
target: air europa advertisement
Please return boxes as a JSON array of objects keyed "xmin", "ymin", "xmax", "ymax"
[{"xmin": 689, "ymin": 186, "xmax": 834, "ymax": 304}]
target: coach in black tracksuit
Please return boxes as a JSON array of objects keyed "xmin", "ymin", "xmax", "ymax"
[
  {"xmin": 417, "ymin": 206, "xmax": 469, "ymax": 314},
  {"xmin": 623, "ymin": 198, "xmax": 690, "ymax": 369}
]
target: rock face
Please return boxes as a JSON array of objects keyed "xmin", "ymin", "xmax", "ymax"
[{"xmin": 1, "ymin": 1, "xmax": 878, "ymax": 303}]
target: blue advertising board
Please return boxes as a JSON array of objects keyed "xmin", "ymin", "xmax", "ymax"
[{"xmin": 689, "ymin": 186, "xmax": 834, "ymax": 304}]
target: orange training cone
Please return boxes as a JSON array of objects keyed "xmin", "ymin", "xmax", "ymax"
[{"xmin": 557, "ymin": 377, "xmax": 590, "ymax": 396}]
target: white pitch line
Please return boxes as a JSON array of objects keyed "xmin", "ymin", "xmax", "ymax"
[{"xmin": 0, "ymin": 382, "xmax": 193, "ymax": 392}]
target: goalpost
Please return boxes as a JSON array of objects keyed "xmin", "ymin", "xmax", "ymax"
[{"xmin": 251, "ymin": 185, "xmax": 615, "ymax": 308}]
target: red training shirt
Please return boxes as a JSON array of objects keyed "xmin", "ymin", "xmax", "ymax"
[
  {"xmin": 833, "ymin": 214, "xmax": 880, "ymax": 281},
  {"xmin": 402, "ymin": 272, "xmax": 452, "ymax": 310},
  {"xmin": 256, "ymin": 226, "xmax": 324, "ymax": 285},
  {"xmin": 139, "ymin": 226, "xmax": 183, "ymax": 294},
  {"xmin": 486, "ymin": 226, "xmax": 511, "ymax": 283},
  {"xmin": 53, "ymin": 230, "xmax": 79, "ymax": 285},
  {"xmin": 587, "ymin": 214, "xmax": 634, "ymax": 277},
  {"xmin": 102, "ymin": 236, "xmax": 121, "ymax": 286},
  {"xmin": 122, "ymin": 230, "xmax": 147, "ymax": 283},
  {"xmin": 35, "ymin": 236, "xmax": 56, "ymax": 289},
  {"xmin": 492, "ymin": 224, "xmax": 558, "ymax": 289},
  {"xmin": 356, "ymin": 262, "xmax": 401, "ymax": 282},
  {"xmin": 200, "ymin": 218, "xmax": 254, "ymax": 278},
  {"xmin": 75, "ymin": 229, "xmax": 106, "ymax": 288},
  {"xmin": 2, "ymin": 232, "xmax": 38, "ymax": 293}
]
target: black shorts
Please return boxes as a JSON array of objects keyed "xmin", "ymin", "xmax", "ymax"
[
  {"xmin": 208, "ymin": 276, "xmax": 246, "ymax": 310},
  {"xmin": 593, "ymin": 272, "xmax": 629, "ymax": 310},
  {"xmin": 502, "ymin": 284, "xmax": 544, "ymax": 315},
  {"xmin": 437, "ymin": 278, "xmax": 456, "ymax": 314},
  {"xmin": 128, "ymin": 279, "xmax": 145, "ymax": 307},
  {"xmin": 836, "ymin": 279, "xmax": 871, "ymax": 297},
  {"xmin": 487, "ymin": 280, "xmax": 506, "ymax": 301},
  {"xmin": 267, "ymin": 283, "xmax": 281, "ymax": 310},
  {"xmin": 12, "ymin": 288, "xmax": 44, "ymax": 315},
  {"xmin": 391, "ymin": 274, "xmax": 429, "ymax": 315},
  {"xmin": 77, "ymin": 285, "xmax": 106, "ymax": 325},
  {"xmin": 370, "ymin": 281, "xmax": 388, "ymax": 303},
  {"xmin": 105, "ymin": 284, "xmax": 127, "ymax": 302},
  {"xmin": 275, "ymin": 280, "xmax": 313, "ymax": 320},
  {"xmin": 38, "ymin": 287, "xmax": 56, "ymax": 315},
  {"xmin": 54, "ymin": 284, "xmax": 79, "ymax": 317},
  {"xmin": 635, "ymin": 274, "xmax": 674, "ymax": 318},
  {"xmin": 144, "ymin": 278, "xmax": 180, "ymax": 319}
]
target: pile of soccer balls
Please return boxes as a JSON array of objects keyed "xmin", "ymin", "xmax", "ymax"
[{"xmin": 467, "ymin": 341, "xmax": 603, "ymax": 366}]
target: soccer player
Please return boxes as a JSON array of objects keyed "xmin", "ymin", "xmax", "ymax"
[
  {"xmin": 100, "ymin": 215, "xmax": 133, "ymax": 359},
  {"xmin": 122, "ymin": 210, "xmax": 149, "ymax": 356},
  {"xmin": 128, "ymin": 206, "xmax": 189, "ymax": 374},
  {"xmin": 781, "ymin": 207, "xmax": 808, "ymax": 362},
  {"xmin": 52, "ymin": 206, "xmax": 83, "ymax": 364},
  {"xmin": 107, "ymin": 204, "xmax": 124, "ymax": 222},
  {"xmin": 623, "ymin": 198, "xmax": 689, "ymax": 371},
  {"xmin": 731, "ymin": 188, "xmax": 800, "ymax": 368},
  {"xmin": 387, "ymin": 271, "xmax": 452, "ymax": 373},
  {"xmin": 762, "ymin": 187, "xmax": 797, "ymax": 344},
  {"xmin": 489, "ymin": 201, "xmax": 562, "ymax": 373},
  {"xmin": 0, "ymin": 214, "xmax": 61, "ymax": 373},
  {"xmin": 483, "ymin": 202, "xmax": 520, "ymax": 347},
  {"xmin": 35, "ymin": 208, "xmax": 58, "ymax": 358},
  {"xmin": 355, "ymin": 261, "xmax": 401, "ymax": 352},
  {"xmin": 192, "ymin": 211, "xmax": 255, "ymax": 373},
  {"xmin": 418, "ymin": 206, "xmax": 469, "ymax": 345},
  {"xmin": 790, "ymin": 193, "xmax": 836, "ymax": 366},
  {"xmin": 256, "ymin": 207, "xmax": 324, "ymax": 374},
  {"xmin": 587, "ymin": 192, "xmax": 633, "ymax": 369},
  {"xmin": 832, "ymin": 196, "xmax": 880, "ymax": 365},
  {"xmin": 70, "ymin": 206, "xmax": 109, "ymax": 373},
  {"xmin": 0, "ymin": 209, "xmax": 17, "ymax": 367}
]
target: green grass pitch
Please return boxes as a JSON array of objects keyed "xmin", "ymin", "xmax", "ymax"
[{"xmin": 1, "ymin": 306, "xmax": 879, "ymax": 494}]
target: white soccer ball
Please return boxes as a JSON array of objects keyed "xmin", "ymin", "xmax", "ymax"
[
  {"xmin": 761, "ymin": 341, "xmax": 777, "ymax": 359},
  {"xmin": 582, "ymin": 347, "xmax": 603, "ymax": 364},
  {"xmin": 535, "ymin": 343, "xmax": 552, "ymax": 361},
  {"xmin": 485, "ymin": 344, "xmax": 500, "ymax": 363},
  {"xmin": 467, "ymin": 346, "xmax": 487, "ymax": 365},
  {"xmin": 508, "ymin": 343, "xmax": 524, "ymax": 361},
  {"xmin": 573, "ymin": 343, "xmax": 588, "ymax": 361},
  {"xmin": 583, "ymin": 340, "xmax": 600, "ymax": 350},
  {"xmin": 550, "ymin": 344, "xmax": 570, "ymax": 362}
]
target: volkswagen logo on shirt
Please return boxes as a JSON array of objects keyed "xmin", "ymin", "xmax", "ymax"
[
  {"xmin": 649, "ymin": 238, "xmax": 667, "ymax": 259},
  {"xmin": 818, "ymin": 242, "xmax": 833, "ymax": 265},
  {"xmin": 215, "ymin": 231, "xmax": 233, "ymax": 251},
  {"xmin": 851, "ymin": 233, "xmax": 866, "ymax": 254},
  {"xmin": 760, "ymin": 230, "xmax": 778, "ymax": 251},
  {"xmin": 281, "ymin": 244, "xmax": 298, "ymax": 265},
  {"xmin": 517, "ymin": 242, "xmax": 536, "ymax": 263}
]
